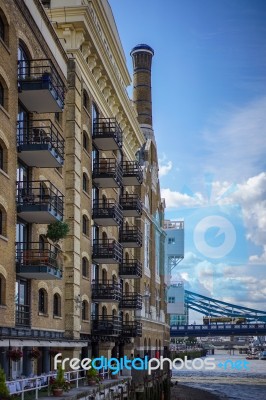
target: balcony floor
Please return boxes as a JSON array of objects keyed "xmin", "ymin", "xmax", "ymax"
[
  {"xmin": 18, "ymin": 86, "xmax": 63, "ymax": 113},
  {"xmin": 92, "ymin": 176, "xmax": 121, "ymax": 188},
  {"xmin": 93, "ymin": 136, "xmax": 121, "ymax": 151},
  {"xmin": 16, "ymin": 265, "xmax": 62, "ymax": 280},
  {"xmin": 17, "ymin": 206, "xmax": 63, "ymax": 224},
  {"xmin": 122, "ymin": 176, "xmax": 142, "ymax": 186},
  {"xmin": 17, "ymin": 146, "xmax": 63, "ymax": 168}
]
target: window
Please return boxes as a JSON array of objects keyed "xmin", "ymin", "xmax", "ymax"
[
  {"xmin": 0, "ymin": 143, "xmax": 3, "ymax": 170},
  {"xmin": 82, "ymin": 300, "xmax": 89, "ymax": 320},
  {"xmin": 0, "ymin": 274, "xmax": 6, "ymax": 305},
  {"xmin": 168, "ymin": 297, "xmax": 175, "ymax": 303},
  {"xmin": 83, "ymin": 90, "xmax": 89, "ymax": 110},
  {"xmin": 82, "ymin": 257, "xmax": 89, "ymax": 277},
  {"xmin": 168, "ymin": 237, "xmax": 175, "ymax": 245},
  {"xmin": 18, "ymin": 42, "xmax": 30, "ymax": 78},
  {"xmin": 0, "ymin": 15, "xmax": 4, "ymax": 41},
  {"xmin": 0, "ymin": 82, "xmax": 3, "ymax": 107},
  {"xmin": 82, "ymin": 215, "xmax": 89, "ymax": 236},
  {"xmin": 53, "ymin": 293, "xmax": 61, "ymax": 317},
  {"xmin": 0, "ymin": 206, "xmax": 6, "ymax": 237},
  {"xmin": 39, "ymin": 289, "xmax": 48, "ymax": 314},
  {"xmin": 83, "ymin": 131, "xmax": 89, "ymax": 152},
  {"xmin": 83, "ymin": 173, "xmax": 88, "ymax": 193}
]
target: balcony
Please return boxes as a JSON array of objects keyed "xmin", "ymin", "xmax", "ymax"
[
  {"xmin": 17, "ymin": 119, "xmax": 64, "ymax": 167},
  {"xmin": 16, "ymin": 180, "xmax": 64, "ymax": 223},
  {"xmin": 15, "ymin": 304, "xmax": 31, "ymax": 327},
  {"xmin": 93, "ymin": 158, "xmax": 123, "ymax": 188},
  {"xmin": 93, "ymin": 118, "xmax": 122, "ymax": 150},
  {"xmin": 121, "ymin": 161, "xmax": 143, "ymax": 186},
  {"xmin": 92, "ymin": 239, "xmax": 123, "ymax": 264},
  {"xmin": 122, "ymin": 321, "xmax": 142, "ymax": 337},
  {"xmin": 120, "ymin": 226, "xmax": 142, "ymax": 247},
  {"xmin": 16, "ymin": 242, "xmax": 63, "ymax": 280},
  {"xmin": 18, "ymin": 59, "xmax": 65, "ymax": 113},
  {"xmin": 92, "ymin": 199, "xmax": 123, "ymax": 226},
  {"xmin": 92, "ymin": 315, "xmax": 122, "ymax": 336},
  {"xmin": 120, "ymin": 194, "xmax": 142, "ymax": 217},
  {"xmin": 119, "ymin": 293, "xmax": 142, "ymax": 310},
  {"xmin": 119, "ymin": 259, "xmax": 142, "ymax": 278},
  {"xmin": 92, "ymin": 280, "xmax": 122, "ymax": 302}
]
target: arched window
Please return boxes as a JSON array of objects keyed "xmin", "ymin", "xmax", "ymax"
[
  {"xmin": 102, "ymin": 269, "xmax": 107, "ymax": 283},
  {"xmin": 82, "ymin": 300, "xmax": 89, "ymax": 320},
  {"xmin": 0, "ymin": 14, "xmax": 4, "ymax": 42},
  {"xmin": 0, "ymin": 209, "xmax": 2, "ymax": 235},
  {"xmin": 0, "ymin": 82, "xmax": 3, "ymax": 107},
  {"xmin": 82, "ymin": 257, "xmax": 89, "ymax": 277},
  {"xmin": 83, "ymin": 90, "xmax": 89, "ymax": 110},
  {"xmin": 83, "ymin": 173, "xmax": 88, "ymax": 193},
  {"xmin": 82, "ymin": 215, "xmax": 89, "ymax": 236},
  {"xmin": 18, "ymin": 42, "xmax": 30, "ymax": 78},
  {"xmin": 83, "ymin": 131, "xmax": 89, "ymax": 152},
  {"xmin": 39, "ymin": 288, "xmax": 48, "ymax": 314},
  {"xmin": 0, "ymin": 274, "xmax": 6, "ymax": 305},
  {"xmin": 0, "ymin": 206, "xmax": 6, "ymax": 237},
  {"xmin": 0, "ymin": 143, "xmax": 3, "ymax": 170},
  {"xmin": 102, "ymin": 305, "xmax": 107, "ymax": 317},
  {"xmin": 125, "ymin": 282, "xmax": 129, "ymax": 294},
  {"xmin": 53, "ymin": 293, "xmax": 61, "ymax": 317}
]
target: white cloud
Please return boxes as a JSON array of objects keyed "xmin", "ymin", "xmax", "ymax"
[{"xmin": 159, "ymin": 160, "xmax": 172, "ymax": 177}]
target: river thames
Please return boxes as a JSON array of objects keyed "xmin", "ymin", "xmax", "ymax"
[{"xmin": 172, "ymin": 349, "xmax": 266, "ymax": 399}]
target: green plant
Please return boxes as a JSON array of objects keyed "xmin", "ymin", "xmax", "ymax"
[
  {"xmin": 46, "ymin": 221, "xmax": 69, "ymax": 245},
  {"xmin": 0, "ymin": 368, "xmax": 10, "ymax": 399},
  {"xmin": 50, "ymin": 365, "xmax": 69, "ymax": 392},
  {"xmin": 87, "ymin": 362, "xmax": 101, "ymax": 384}
]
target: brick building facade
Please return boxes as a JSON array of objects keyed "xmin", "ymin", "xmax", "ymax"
[{"xmin": 0, "ymin": 0, "xmax": 169, "ymax": 396}]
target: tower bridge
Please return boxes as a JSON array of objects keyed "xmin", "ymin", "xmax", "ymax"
[{"xmin": 170, "ymin": 290, "xmax": 266, "ymax": 337}]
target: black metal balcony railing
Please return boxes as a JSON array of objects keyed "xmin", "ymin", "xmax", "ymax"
[
  {"xmin": 120, "ymin": 194, "xmax": 142, "ymax": 217},
  {"xmin": 119, "ymin": 293, "xmax": 142, "ymax": 309},
  {"xmin": 17, "ymin": 119, "xmax": 65, "ymax": 167},
  {"xmin": 119, "ymin": 259, "xmax": 142, "ymax": 278},
  {"xmin": 122, "ymin": 321, "xmax": 142, "ymax": 337},
  {"xmin": 16, "ymin": 242, "xmax": 63, "ymax": 280},
  {"xmin": 92, "ymin": 280, "xmax": 122, "ymax": 302},
  {"xmin": 15, "ymin": 304, "xmax": 31, "ymax": 327},
  {"xmin": 92, "ymin": 315, "xmax": 122, "ymax": 336},
  {"xmin": 121, "ymin": 161, "xmax": 143, "ymax": 186},
  {"xmin": 16, "ymin": 180, "xmax": 64, "ymax": 223},
  {"xmin": 18, "ymin": 59, "xmax": 65, "ymax": 112},
  {"xmin": 92, "ymin": 158, "xmax": 123, "ymax": 188},
  {"xmin": 120, "ymin": 226, "xmax": 142, "ymax": 247},
  {"xmin": 92, "ymin": 199, "xmax": 123, "ymax": 226},
  {"xmin": 93, "ymin": 118, "xmax": 122, "ymax": 150},
  {"xmin": 92, "ymin": 239, "xmax": 123, "ymax": 264}
]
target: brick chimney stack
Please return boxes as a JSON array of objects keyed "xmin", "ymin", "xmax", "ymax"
[{"xmin": 131, "ymin": 44, "xmax": 155, "ymax": 140}]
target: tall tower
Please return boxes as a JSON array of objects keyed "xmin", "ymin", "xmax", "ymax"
[{"xmin": 131, "ymin": 44, "xmax": 154, "ymax": 140}]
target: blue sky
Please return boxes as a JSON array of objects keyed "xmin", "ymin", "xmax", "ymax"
[{"xmin": 109, "ymin": 0, "xmax": 266, "ymax": 320}]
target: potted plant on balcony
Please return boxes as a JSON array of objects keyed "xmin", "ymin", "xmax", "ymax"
[
  {"xmin": 46, "ymin": 221, "xmax": 70, "ymax": 269},
  {"xmin": 50, "ymin": 365, "xmax": 69, "ymax": 397},
  {"xmin": 46, "ymin": 221, "xmax": 69, "ymax": 246},
  {"xmin": 87, "ymin": 364, "xmax": 100, "ymax": 386},
  {"xmin": 0, "ymin": 368, "xmax": 11, "ymax": 400},
  {"xmin": 7, "ymin": 348, "xmax": 23, "ymax": 362}
]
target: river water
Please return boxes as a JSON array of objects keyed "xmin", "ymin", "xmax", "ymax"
[{"xmin": 172, "ymin": 349, "xmax": 266, "ymax": 399}]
